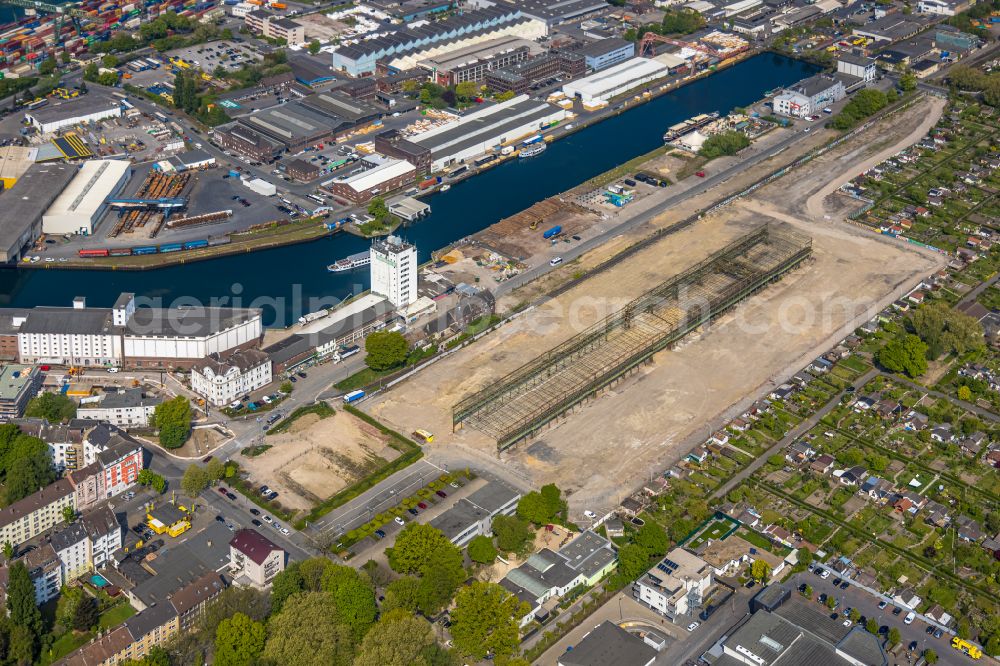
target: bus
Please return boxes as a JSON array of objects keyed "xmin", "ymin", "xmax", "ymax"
[
  {"xmin": 447, "ymin": 165, "xmax": 468, "ymax": 179},
  {"xmin": 307, "ymin": 194, "xmax": 325, "ymax": 204},
  {"xmin": 153, "ymin": 111, "xmax": 169, "ymax": 123}
]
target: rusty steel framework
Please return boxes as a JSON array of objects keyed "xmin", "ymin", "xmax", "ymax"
[{"xmin": 452, "ymin": 224, "xmax": 812, "ymax": 451}]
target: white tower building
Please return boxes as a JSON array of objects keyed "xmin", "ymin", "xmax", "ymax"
[{"xmin": 370, "ymin": 236, "xmax": 417, "ymax": 309}]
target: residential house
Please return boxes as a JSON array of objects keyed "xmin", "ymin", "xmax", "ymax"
[
  {"xmin": 810, "ymin": 454, "xmax": 835, "ymax": 475},
  {"xmin": 634, "ymin": 548, "xmax": 713, "ymax": 622},
  {"xmin": 956, "ymin": 516, "xmax": 984, "ymax": 542},
  {"xmin": 697, "ymin": 535, "xmax": 786, "ymax": 580},
  {"xmin": 785, "ymin": 440, "xmax": 816, "ymax": 465},
  {"xmin": 931, "ymin": 424, "xmax": 955, "ymax": 443},
  {"xmin": 839, "ymin": 466, "xmax": 868, "ymax": 486},
  {"xmin": 229, "ymin": 528, "xmax": 285, "ymax": 588},
  {"xmin": 892, "ymin": 587, "xmax": 921, "ymax": 610},
  {"xmin": 924, "ymin": 604, "xmax": 954, "ymax": 628},
  {"xmin": 960, "ymin": 431, "xmax": 987, "ymax": 456},
  {"xmin": 762, "ymin": 524, "xmax": 794, "ymax": 548}
]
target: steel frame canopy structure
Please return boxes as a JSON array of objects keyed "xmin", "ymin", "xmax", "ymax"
[{"xmin": 453, "ymin": 224, "xmax": 812, "ymax": 451}]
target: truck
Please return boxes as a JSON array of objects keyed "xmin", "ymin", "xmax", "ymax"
[
  {"xmin": 500, "ymin": 145, "xmax": 515, "ymax": 155},
  {"xmin": 298, "ymin": 310, "xmax": 327, "ymax": 325},
  {"xmin": 336, "ymin": 345, "xmax": 361, "ymax": 361},
  {"xmin": 543, "ymin": 225, "xmax": 562, "ymax": 239},
  {"xmin": 343, "ymin": 390, "xmax": 365, "ymax": 404}
]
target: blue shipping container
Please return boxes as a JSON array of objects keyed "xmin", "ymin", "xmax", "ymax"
[
  {"xmin": 343, "ymin": 390, "xmax": 366, "ymax": 403},
  {"xmin": 184, "ymin": 240, "xmax": 208, "ymax": 249},
  {"xmin": 543, "ymin": 225, "xmax": 562, "ymax": 239},
  {"xmin": 133, "ymin": 246, "xmax": 158, "ymax": 255},
  {"xmin": 159, "ymin": 243, "xmax": 183, "ymax": 253}
]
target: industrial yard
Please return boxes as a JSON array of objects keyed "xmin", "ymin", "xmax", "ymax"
[{"xmin": 364, "ymin": 95, "xmax": 947, "ymax": 514}]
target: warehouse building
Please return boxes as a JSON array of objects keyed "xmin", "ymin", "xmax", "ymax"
[
  {"xmin": 561, "ymin": 57, "xmax": 670, "ymax": 105},
  {"xmin": 374, "ymin": 130, "xmax": 433, "ymax": 175},
  {"xmin": 0, "ymin": 162, "xmax": 78, "ymax": 263},
  {"xmin": 491, "ymin": 0, "xmax": 609, "ymax": 25},
  {"xmin": 324, "ymin": 155, "xmax": 416, "ymax": 204},
  {"xmin": 214, "ymin": 124, "xmax": 284, "ymax": 163},
  {"xmin": 573, "ymin": 37, "xmax": 635, "ymax": 71},
  {"xmin": 331, "ymin": 7, "xmax": 540, "ymax": 76},
  {"xmin": 410, "ymin": 94, "xmax": 567, "ymax": 170},
  {"xmin": 419, "ymin": 36, "xmax": 541, "ymax": 86},
  {"xmin": 0, "ymin": 146, "xmax": 36, "ymax": 190},
  {"xmin": 852, "ymin": 14, "xmax": 928, "ymax": 43},
  {"xmin": 298, "ymin": 91, "xmax": 382, "ymax": 131},
  {"xmin": 233, "ymin": 102, "xmax": 336, "ymax": 154},
  {"xmin": 42, "ymin": 160, "xmax": 132, "ymax": 236},
  {"xmin": 25, "ymin": 95, "xmax": 123, "ymax": 134}
]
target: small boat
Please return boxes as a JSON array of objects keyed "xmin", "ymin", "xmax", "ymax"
[
  {"xmin": 440, "ymin": 184, "xmax": 451, "ymax": 192},
  {"xmin": 519, "ymin": 142, "xmax": 547, "ymax": 158}
]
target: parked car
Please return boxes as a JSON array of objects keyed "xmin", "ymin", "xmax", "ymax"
[
  {"xmin": 417, "ymin": 502, "xmax": 428, "ymax": 509},
  {"xmin": 249, "ymin": 508, "xmax": 260, "ymax": 516},
  {"xmin": 374, "ymin": 529, "xmax": 386, "ymax": 539},
  {"xmin": 878, "ymin": 600, "xmax": 888, "ymax": 610},
  {"xmin": 408, "ymin": 508, "xmax": 419, "ymax": 516},
  {"xmin": 218, "ymin": 487, "xmax": 228, "ymax": 496},
  {"xmin": 904, "ymin": 612, "xmax": 915, "ymax": 625},
  {"xmin": 686, "ymin": 622, "xmax": 700, "ymax": 632},
  {"xmin": 226, "ymin": 492, "xmax": 236, "ymax": 501},
  {"xmin": 251, "ymin": 519, "xmax": 262, "ymax": 527},
  {"xmin": 394, "ymin": 516, "xmax": 405, "ymax": 526},
  {"xmin": 435, "ymin": 490, "xmax": 448, "ymax": 498}
]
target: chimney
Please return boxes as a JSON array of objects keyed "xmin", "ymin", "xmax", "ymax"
[{"xmin": 73, "ymin": 296, "xmax": 86, "ymax": 309}]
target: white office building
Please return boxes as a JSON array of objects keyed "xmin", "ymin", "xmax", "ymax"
[
  {"xmin": 772, "ymin": 75, "xmax": 846, "ymax": 118},
  {"xmin": 370, "ymin": 236, "xmax": 418, "ymax": 309},
  {"xmin": 16, "ymin": 297, "xmax": 123, "ymax": 367},
  {"xmin": 634, "ymin": 548, "xmax": 713, "ymax": 622},
  {"xmin": 191, "ymin": 348, "xmax": 272, "ymax": 406}
]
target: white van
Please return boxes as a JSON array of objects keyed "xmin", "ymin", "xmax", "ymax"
[{"xmin": 549, "ymin": 257, "xmax": 563, "ymax": 267}]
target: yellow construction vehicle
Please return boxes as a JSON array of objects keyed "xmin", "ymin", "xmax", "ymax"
[{"xmin": 952, "ymin": 637, "xmax": 982, "ymax": 660}]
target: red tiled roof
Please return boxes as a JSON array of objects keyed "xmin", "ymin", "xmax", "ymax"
[{"xmin": 229, "ymin": 528, "xmax": 281, "ymax": 565}]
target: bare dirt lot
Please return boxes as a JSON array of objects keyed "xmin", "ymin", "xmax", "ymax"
[
  {"xmin": 241, "ymin": 408, "xmax": 402, "ymax": 512},
  {"xmin": 365, "ymin": 96, "xmax": 947, "ymax": 517}
]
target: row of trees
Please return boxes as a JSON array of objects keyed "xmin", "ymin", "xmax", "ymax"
[
  {"xmin": 877, "ymin": 303, "xmax": 984, "ymax": 377},
  {"xmin": 624, "ymin": 8, "xmax": 705, "ymax": 40},
  {"xmin": 831, "ymin": 88, "xmax": 890, "ymax": 130},
  {"xmin": 699, "ymin": 131, "xmax": 751, "ymax": 159},
  {"xmin": 181, "ymin": 457, "xmax": 228, "ymax": 496}
]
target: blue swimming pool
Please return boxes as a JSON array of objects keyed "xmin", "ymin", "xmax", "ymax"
[{"xmin": 91, "ymin": 574, "xmax": 110, "ymax": 588}]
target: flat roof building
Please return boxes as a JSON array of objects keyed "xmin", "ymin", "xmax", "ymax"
[
  {"xmin": 573, "ymin": 37, "xmax": 635, "ymax": 71},
  {"xmin": 0, "ymin": 364, "xmax": 42, "ymax": 420},
  {"xmin": 325, "ymin": 155, "xmax": 416, "ymax": 205},
  {"xmin": 235, "ymin": 102, "xmax": 338, "ymax": 153},
  {"xmin": 0, "ymin": 162, "xmax": 78, "ymax": 263},
  {"xmin": 0, "ymin": 146, "xmax": 36, "ymax": 189},
  {"xmin": 561, "ymin": 57, "xmax": 670, "ymax": 105},
  {"xmin": 494, "ymin": 0, "xmax": 609, "ymax": 25},
  {"xmin": 25, "ymin": 94, "xmax": 123, "ymax": 134},
  {"xmin": 42, "ymin": 160, "xmax": 132, "ymax": 236},
  {"xmin": 419, "ymin": 35, "xmax": 541, "ymax": 86},
  {"xmin": 557, "ymin": 621, "xmax": 657, "ymax": 666},
  {"xmin": 410, "ymin": 94, "xmax": 566, "ymax": 170},
  {"xmin": 429, "ymin": 480, "xmax": 522, "ymax": 545}
]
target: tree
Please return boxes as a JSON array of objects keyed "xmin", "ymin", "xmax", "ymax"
[
  {"xmin": 924, "ymin": 648, "xmax": 938, "ymax": 664},
  {"xmin": 634, "ymin": 522, "xmax": 669, "ymax": 557},
  {"xmin": 888, "ymin": 626, "xmax": 901, "ymax": 646},
  {"xmin": 263, "ymin": 592, "xmax": 354, "ymax": 666},
  {"xmin": 270, "ymin": 565, "xmax": 304, "ymax": 614},
  {"xmin": 8, "ymin": 624, "xmax": 35, "ymax": 666},
  {"xmin": 63, "ymin": 505, "xmax": 77, "ymax": 523},
  {"xmin": 353, "ymin": 609, "xmax": 435, "ymax": 666},
  {"xmin": 102, "ymin": 54, "xmax": 119, "ymax": 68},
  {"xmin": 181, "ymin": 463, "xmax": 210, "ymax": 497},
  {"xmin": 865, "ymin": 618, "xmax": 878, "ymax": 634},
  {"xmin": 826, "ymin": 596, "xmax": 837, "ymax": 610},
  {"xmin": 56, "ymin": 586, "xmax": 85, "ymax": 630},
  {"xmin": 876, "ymin": 335, "xmax": 927, "ymax": 377},
  {"xmin": 455, "ymin": 81, "xmax": 478, "ymax": 103},
  {"xmin": 206, "ymin": 457, "xmax": 225, "ymax": 481},
  {"xmin": 6, "ymin": 562, "xmax": 41, "ymax": 637},
  {"xmin": 60, "ymin": 51, "xmax": 71, "ymax": 64},
  {"xmin": 24, "ymin": 392, "xmax": 77, "ymax": 422},
  {"xmin": 699, "ymin": 131, "xmax": 750, "ymax": 159},
  {"xmin": 849, "ymin": 607, "xmax": 861, "ymax": 623},
  {"xmin": 415, "ymin": 550, "xmax": 466, "ymax": 615},
  {"xmin": 308, "ymin": 39, "xmax": 321, "ymax": 55},
  {"xmin": 516, "ymin": 484, "xmax": 566, "ymax": 525},
  {"xmin": 388, "ymin": 524, "xmax": 455, "ymax": 574},
  {"xmin": 750, "ymin": 559, "xmax": 770, "ymax": 583},
  {"xmin": 492, "ymin": 514, "xmax": 533, "ymax": 554},
  {"xmin": 214, "ymin": 612, "xmax": 265, "ymax": 666},
  {"xmin": 660, "ymin": 8, "xmax": 706, "ymax": 34},
  {"xmin": 958, "ymin": 385, "xmax": 972, "ymax": 401},
  {"xmin": 909, "ymin": 302, "xmax": 984, "ymax": 358},
  {"xmin": 39, "ymin": 58, "xmax": 57, "ymax": 75},
  {"xmin": 450, "ymin": 582, "xmax": 528, "ymax": 661},
  {"xmin": 137, "ymin": 469, "xmax": 167, "ymax": 493},
  {"xmin": 900, "ymin": 70, "xmax": 917, "ymax": 91},
  {"xmin": 468, "ymin": 535, "xmax": 498, "ymax": 564},
  {"xmin": 319, "ymin": 564, "xmax": 377, "ymax": 641},
  {"xmin": 152, "ymin": 396, "xmax": 192, "ymax": 449},
  {"xmin": 382, "ymin": 576, "xmax": 422, "ymax": 614},
  {"xmin": 4, "ymin": 454, "xmax": 56, "ymax": 505},
  {"xmin": 73, "ymin": 596, "xmax": 99, "ymax": 631},
  {"xmin": 299, "ymin": 557, "xmax": 334, "ymax": 591},
  {"xmin": 365, "ymin": 330, "xmax": 408, "ymax": 371},
  {"xmin": 801, "ymin": 584, "xmax": 813, "ymax": 597},
  {"xmin": 615, "ymin": 543, "xmax": 650, "ymax": 583},
  {"xmin": 281, "ymin": 380, "xmax": 294, "ymax": 393}
]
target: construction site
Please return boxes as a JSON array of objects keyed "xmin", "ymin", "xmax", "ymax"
[
  {"xmin": 454, "ymin": 224, "xmax": 812, "ymax": 451},
  {"xmin": 363, "ymin": 94, "xmax": 949, "ymax": 514}
]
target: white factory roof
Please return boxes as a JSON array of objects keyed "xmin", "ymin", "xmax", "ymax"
[
  {"xmin": 654, "ymin": 52, "xmax": 690, "ymax": 69},
  {"xmin": 43, "ymin": 160, "xmax": 130, "ymax": 220},
  {"xmin": 562, "ymin": 57, "xmax": 669, "ymax": 99},
  {"xmin": 335, "ymin": 157, "xmax": 414, "ymax": 193}
]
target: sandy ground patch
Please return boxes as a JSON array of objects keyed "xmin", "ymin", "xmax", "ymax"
[
  {"xmin": 364, "ymin": 98, "xmax": 947, "ymax": 516},
  {"xmin": 240, "ymin": 408, "xmax": 402, "ymax": 512}
]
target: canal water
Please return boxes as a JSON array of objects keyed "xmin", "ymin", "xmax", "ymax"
[{"xmin": 0, "ymin": 53, "xmax": 818, "ymax": 326}]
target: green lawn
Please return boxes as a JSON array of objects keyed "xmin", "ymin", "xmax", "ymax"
[
  {"xmin": 99, "ymin": 602, "xmax": 136, "ymax": 629},
  {"xmin": 333, "ymin": 366, "xmax": 396, "ymax": 392},
  {"xmin": 40, "ymin": 603, "xmax": 135, "ymax": 666}
]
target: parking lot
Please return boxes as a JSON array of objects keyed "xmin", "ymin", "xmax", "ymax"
[
  {"xmin": 789, "ymin": 570, "xmax": 974, "ymax": 665},
  {"xmin": 166, "ymin": 41, "xmax": 262, "ymax": 74}
]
